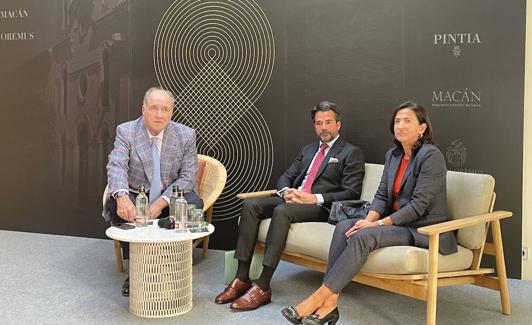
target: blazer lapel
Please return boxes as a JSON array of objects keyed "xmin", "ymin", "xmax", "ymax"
[
  {"xmin": 135, "ymin": 118, "xmax": 153, "ymax": 184},
  {"xmin": 387, "ymin": 150, "xmax": 402, "ymax": 200},
  {"xmin": 315, "ymin": 137, "xmax": 345, "ymax": 180},
  {"xmin": 399, "ymin": 155, "xmax": 415, "ymax": 190},
  {"xmin": 294, "ymin": 143, "xmax": 319, "ymax": 186}
]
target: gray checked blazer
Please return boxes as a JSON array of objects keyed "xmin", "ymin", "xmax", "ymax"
[
  {"xmin": 102, "ymin": 116, "xmax": 197, "ymax": 220},
  {"xmin": 370, "ymin": 143, "xmax": 458, "ymax": 255}
]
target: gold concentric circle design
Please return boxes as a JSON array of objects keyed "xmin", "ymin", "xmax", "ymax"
[{"xmin": 154, "ymin": 0, "xmax": 275, "ymax": 222}]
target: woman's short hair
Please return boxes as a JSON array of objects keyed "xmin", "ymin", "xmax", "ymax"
[
  {"xmin": 389, "ymin": 101, "xmax": 433, "ymax": 153},
  {"xmin": 310, "ymin": 101, "xmax": 341, "ymax": 122}
]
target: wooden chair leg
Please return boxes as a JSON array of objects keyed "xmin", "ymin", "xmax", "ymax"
[
  {"xmin": 491, "ymin": 220, "xmax": 511, "ymax": 315},
  {"xmin": 202, "ymin": 235, "xmax": 210, "ymax": 258},
  {"xmin": 202, "ymin": 207, "xmax": 214, "ymax": 257},
  {"xmin": 113, "ymin": 239, "xmax": 124, "ymax": 273},
  {"xmin": 426, "ymin": 234, "xmax": 440, "ymax": 325}
]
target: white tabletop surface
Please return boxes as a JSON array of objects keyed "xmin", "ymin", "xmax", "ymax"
[{"xmin": 106, "ymin": 222, "xmax": 214, "ymax": 243}]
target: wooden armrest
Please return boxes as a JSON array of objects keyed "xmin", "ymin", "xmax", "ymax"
[
  {"xmin": 237, "ymin": 190, "xmax": 277, "ymax": 200},
  {"xmin": 417, "ymin": 210, "xmax": 512, "ymax": 236}
]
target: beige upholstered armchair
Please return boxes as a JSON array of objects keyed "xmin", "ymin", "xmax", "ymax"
[
  {"xmin": 104, "ymin": 154, "xmax": 227, "ymax": 272},
  {"xmin": 239, "ymin": 164, "xmax": 512, "ymax": 325}
]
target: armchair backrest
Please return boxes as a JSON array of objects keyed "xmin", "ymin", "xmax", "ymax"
[
  {"xmin": 361, "ymin": 164, "xmax": 495, "ymax": 249},
  {"xmin": 197, "ymin": 154, "xmax": 227, "ymax": 211},
  {"xmin": 446, "ymin": 171, "xmax": 495, "ymax": 249},
  {"xmin": 361, "ymin": 163, "xmax": 384, "ymax": 202}
]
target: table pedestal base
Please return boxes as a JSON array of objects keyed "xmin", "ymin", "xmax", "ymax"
[{"xmin": 129, "ymin": 240, "xmax": 192, "ymax": 318}]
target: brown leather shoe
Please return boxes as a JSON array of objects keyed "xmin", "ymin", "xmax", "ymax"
[
  {"xmin": 214, "ymin": 278, "xmax": 252, "ymax": 304},
  {"xmin": 230, "ymin": 283, "xmax": 272, "ymax": 311}
]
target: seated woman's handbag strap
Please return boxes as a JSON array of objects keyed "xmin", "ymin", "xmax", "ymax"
[{"xmin": 328, "ymin": 200, "xmax": 371, "ymax": 225}]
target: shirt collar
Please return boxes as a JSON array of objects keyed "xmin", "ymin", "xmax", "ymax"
[{"xmin": 147, "ymin": 128, "xmax": 164, "ymax": 142}]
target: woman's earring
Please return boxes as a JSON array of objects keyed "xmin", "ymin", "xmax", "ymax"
[{"xmin": 419, "ymin": 133, "xmax": 423, "ymax": 139}]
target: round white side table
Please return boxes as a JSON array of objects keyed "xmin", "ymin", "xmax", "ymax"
[{"xmin": 106, "ymin": 223, "xmax": 214, "ymax": 318}]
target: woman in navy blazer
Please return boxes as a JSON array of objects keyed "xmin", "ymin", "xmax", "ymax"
[{"xmin": 282, "ymin": 101, "xmax": 457, "ymax": 325}]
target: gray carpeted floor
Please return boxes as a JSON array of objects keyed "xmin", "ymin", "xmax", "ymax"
[{"xmin": 1, "ymin": 230, "xmax": 531, "ymax": 325}]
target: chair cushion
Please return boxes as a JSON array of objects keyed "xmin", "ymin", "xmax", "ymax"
[
  {"xmin": 258, "ymin": 220, "xmax": 473, "ymax": 274},
  {"xmin": 360, "ymin": 164, "xmax": 384, "ymax": 202},
  {"xmin": 446, "ymin": 171, "xmax": 495, "ymax": 249},
  {"xmin": 360, "ymin": 245, "xmax": 472, "ymax": 274}
]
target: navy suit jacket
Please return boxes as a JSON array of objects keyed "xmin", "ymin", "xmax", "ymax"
[
  {"xmin": 277, "ymin": 137, "xmax": 365, "ymax": 208},
  {"xmin": 370, "ymin": 144, "xmax": 457, "ymax": 255}
]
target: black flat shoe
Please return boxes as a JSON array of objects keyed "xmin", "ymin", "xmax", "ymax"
[
  {"xmin": 301, "ymin": 308, "xmax": 339, "ymax": 325},
  {"xmin": 281, "ymin": 306, "xmax": 302, "ymax": 324},
  {"xmin": 121, "ymin": 277, "xmax": 129, "ymax": 297}
]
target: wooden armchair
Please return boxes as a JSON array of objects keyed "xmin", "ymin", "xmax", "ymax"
[
  {"xmin": 105, "ymin": 154, "xmax": 227, "ymax": 272},
  {"xmin": 241, "ymin": 164, "xmax": 511, "ymax": 325},
  {"xmin": 193, "ymin": 154, "xmax": 227, "ymax": 256}
]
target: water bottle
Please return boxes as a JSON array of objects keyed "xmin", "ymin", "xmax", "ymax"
[
  {"xmin": 175, "ymin": 189, "xmax": 188, "ymax": 233},
  {"xmin": 135, "ymin": 186, "xmax": 149, "ymax": 227},
  {"xmin": 169, "ymin": 185, "xmax": 179, "ymax": 222}
]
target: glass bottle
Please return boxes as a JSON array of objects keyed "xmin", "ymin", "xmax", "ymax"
[
  {"xmin": 169, "ymin": 185, "xmax": 179, "ymax": 222},
  {"xmin": 175, "ymin": 189, "xmax": 188, "ymax": 233},
  {"xmin": 135, "ymin": 186, "xmax": 149, "ymax": 227}
]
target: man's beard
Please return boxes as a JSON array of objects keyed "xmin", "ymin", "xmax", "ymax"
[{"xmin": 320, "ymin": 132, "xmax": 333, "ymax": 142}]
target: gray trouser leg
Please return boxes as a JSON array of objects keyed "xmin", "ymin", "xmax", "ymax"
[
  {"xmin": 323, "ymin": 225, "xmax": 414, "ymax": 293},
  {"xmin": 234, "ymin": 197, "xmax": 284, "ymax": 262},
  {"xmin": 324, "ymin": 219, "xmax": 359, "ymax": 276},
  {"xmin": 262, "ymin": 203, "xmax": 329, "ymax": 269}
]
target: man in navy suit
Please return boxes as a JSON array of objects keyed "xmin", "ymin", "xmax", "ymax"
[
  {"xmin": 103, "ymin": 87, "xmax": 203, "ymax": 295},
  {"xmin": 215, "ymin": 101, "xmax": 365, "ymax": 311}
]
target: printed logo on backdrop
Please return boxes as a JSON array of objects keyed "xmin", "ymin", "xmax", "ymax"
[
  {"xmin": 445, "ymin": 139, "xmax": 484, "ymax": 174},
  {"xmin": 433, "ymin": 33, "xmax": 481, "ymax": 58},
  {"xmin": 432, "ymin": 88, "xmax": 481, "ymax": 109},
  {"xmin": 0, "ymin": 8, "xmax": 35, "ymax": 41}
]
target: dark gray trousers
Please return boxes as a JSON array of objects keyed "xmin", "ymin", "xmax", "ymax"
[
  {"xmin": 323, "ymin": 218, "xmax": 414, "ymax": 293},
  {"xmin": 234, "ymin": 197, "xmax": 329, "ymax": 269}
]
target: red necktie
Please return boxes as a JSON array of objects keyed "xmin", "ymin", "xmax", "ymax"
[{"xmin": 302, "ymin": 143, "xmax": 328, "ymax": 193}]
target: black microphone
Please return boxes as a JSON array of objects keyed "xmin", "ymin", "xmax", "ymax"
[{"xmin": 158, "ymin": 217, "xmax": 175, "ymax": 229}]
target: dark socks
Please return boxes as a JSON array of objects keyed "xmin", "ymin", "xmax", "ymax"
[
  {"xmin": 236, "ymin": 260, "xmax": 251, "ymax": 282},
  {"xmin": 255, "ymin": 265, "xmax": 275, "ymax": 290}
]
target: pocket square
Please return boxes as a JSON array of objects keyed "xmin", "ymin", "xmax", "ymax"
[{"xmin": 328, "ymin": 157, "xmax": 339, "ymax": 163}]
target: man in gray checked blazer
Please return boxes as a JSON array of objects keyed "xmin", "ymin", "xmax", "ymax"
[{"xmin": 102, "ymin": 87, "xmax": 203, "ymax": 296}]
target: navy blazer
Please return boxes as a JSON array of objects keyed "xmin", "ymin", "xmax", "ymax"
[
  {"xmin": 277, "ymin": 137, "xmax": 365, "ymax": 208},
  {"xmin": 370, "ymin": 144, "xmax": 457, "ymax": 255}
]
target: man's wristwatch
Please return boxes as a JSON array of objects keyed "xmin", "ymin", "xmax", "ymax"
[
  {"xmin": 377, "ymin": 219, "xmax": 385, "ymax": 226},
  {"xmin": 113, "ymin": 191, "xmax": 128, "ymax": 199}
]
